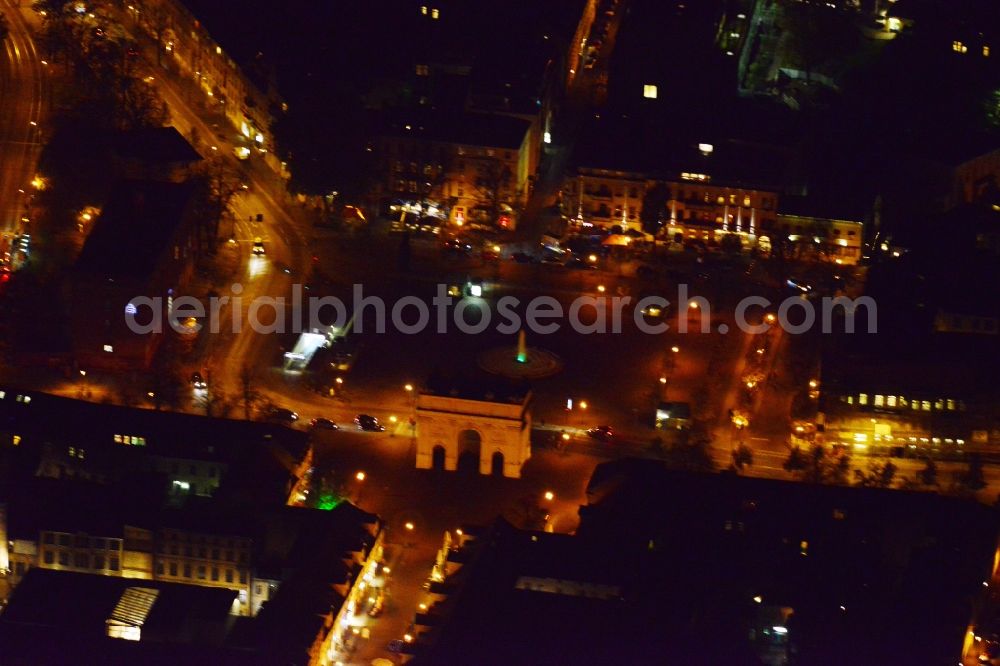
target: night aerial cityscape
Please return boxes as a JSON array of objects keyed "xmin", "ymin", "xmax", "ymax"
[{"xmin": 2, "ymin": 0, "xmax": 1000, "ymax": 664}]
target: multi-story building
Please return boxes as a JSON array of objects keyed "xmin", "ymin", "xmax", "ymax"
[
  {"xmin": 376, "ymin": 110, "xmax": 539, "ymax": 229},
  {"xmin": 774, "ymin": 196, "xmax": 866, "ymax": 265},
  {"xmin": 563, "ymin": 138, "xmax": 786, "ymax": 241},
  {"xmin": 128, "ymin": 0, "xmax": 284, "ymax": 172}
]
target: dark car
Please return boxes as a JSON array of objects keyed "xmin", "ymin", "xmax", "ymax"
[
  {"xmin": 541, "ymin": 253, "xmax": 563, "ymax": 264},
  {"xmin": 355, "ymin": 414, "xmax": 385, "ymax": 432},
  {"xmin": 565, "ymin": 257, "xmax": 597, "ymax": 270},
  {"xmin": 443, "ymin": 238, "xmax": 473, "ymax": 256},
  {"xmin": 269, "ymin": 407, "xmax": 299, "ymax": 424},
  {"xmin": 310, "ymin": 417, "xmax": 338, "ymax": 430},
  {"xmin": 190, "ymin": 372, "xmax": 207, "ymax": 390},
  {"xmin": 587, "ymin": 425, "xmax": 614, "ymax": 442},
  {"xmin": 511, "ymin": 252, "xmax": 536, "ymax": 264}
]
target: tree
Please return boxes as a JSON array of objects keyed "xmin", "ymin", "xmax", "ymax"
[
  {"xmin": 639, "ymin": 183, "xmax": 670, "ymax": 235},
  {"xmin": 784, "ymin": 444, "xmax": 851, "ymax": 484},
  {"xmin": 473, "ymin": 156, "xmax": 514, "ymax": 227},
  {"xmin": 731, "ymin": 443, "xmax": 754, "ymax": 474},
  {"xmin": 239, "ymin": 365, "xmax": 261, "ymax": 421},
  {"xmin": 949, "ymin": 454, "xmax": 987, "ymax": 497},
  {"xmin": 148, "ymin": 356, "xmax": 184, "ymax": 411},
  {"xmin": 664, "ymin": 432, "xmax": 716, "ymax": 473},
  {"xmin": 0, "ymin": 12, "xmax": 9, "ymax": 48},
  {"xmin": 189, "ymin": 156, "xmax": 243, "ymax": 255},
  {"xmin": 853, "ymin": 459, "xmax": 897, "ymax": 488},
  {"xmin": 917, "ymin": 458, "xmax": 939, "ymax": 488},
  {"xmin": 720, "ymin": 233, "xmax": 742, "ymax": 255}
]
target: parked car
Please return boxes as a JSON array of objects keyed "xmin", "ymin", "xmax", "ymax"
[
  {"xmin": 565, "ymin": 257, "xmax": 597, "ymax": 270},
  {"xmin": 310, "ymin": 417, "xmax": 338, "ymax": 430},
  {"xmin": 252, "ymin": 237, "xmax": 266, "ymax": 255},
  {"xmin": 355, "ymin": 414, "xmax": 386, "ymax": 432},
  {"xmin": 268, "ymin": 407, "xmax": 299, "ymax": 423},
  {"xmin": 587, "ymin": 425, "xmax": 614, "ymax": 442},
  {"xmin": 190, "ymin": 372, "xmax": 207, "ymax": 390},
  {"xmin": 511, "ymin": 252, "xmax": 536, "ymax": 264}
]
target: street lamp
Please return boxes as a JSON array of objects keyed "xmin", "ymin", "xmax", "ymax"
[
  {"xmin": 579, "ymin": 400, "xmax": 588, "ymax": 410},
  {"xmin": 543, "ymin": 491, "xmax": 555, "ymax": 501},
  {"xmin": 671, "ymin": 346, "xmax": 680, "ymax": 354},
  {"xmin": 404, "ymin": 383, "xmax": 414, "ymax": 392},
  {"xmin": 405, "ymin": 521, "xmax": 415, "ymax": 531},
  {"xmin": 355, "ymin": 471, "xmax": 366, "ymax": 482}
]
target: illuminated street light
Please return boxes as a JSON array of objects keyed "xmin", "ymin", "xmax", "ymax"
[
  {"xmin": 597, "ymin": 284, "xmax": 606, "ymax": 293},
  {"xmin": 808, "ymin": 379, "xmax": 818, "ymax": 389},
  {"xmin": 79, "ymin": 370, "xmax": 86, "ymax": 377},
  {"xmin": 588, "ymin": 254, "xmax": 597, "ymax": 263},
  {"xmin": 579, "ymin": 400, "xmax": 588, "ymax": 410},
  {"xmin": 404, "ymin": 383, "xmax": 414, "ymax": 392},
  {"xmin": 403, "ymin": 633, "xmax": 414, "ymax": 643},
  {"xmin": 688, "ymin": 301, "xmax": 699, "ymax": 310},
  {"xmin": 335, "ymin": 377, "xmax": 344, "ymax": 385},
  {"xmin": 753, "ymin": 595, "xmax": 763, "ymax": 604},
  {"xmin": 765, "ymin": 313, "xmax": 777, "ymax": 324},
  {"xmin": 544, "ymin": 491, "xmax": 555, "ymax": 501},
  {"xmin": 383, "ymin": 566, "xmax": 391, "ymax": 574},
  {"xmin": 405, "ymin": 521, "xmax": 415, "ymax": 531},
  {"xmin": 418, "ymin": 603, "xmax": 427, "ymax": 611},
  {"xmin": 389, "ymin": 415, "xmax": 398, "ymax": 424},
  {"xmin": 659, "ymin": 376, "xmax": 667, "ymax": 384},
  {"xmin": 561, "ymin": 432, "xmax": 570, "ymax": 441},
  {"xmin": 355, "ymin": 471, "xmax": 366, "ymax": 482},
  {"xmin": 671, "ymin": 346, "xmax": 680, "ymax": 353}
]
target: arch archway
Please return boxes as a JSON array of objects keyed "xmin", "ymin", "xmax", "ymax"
[
  {"xmin": 490, "ymin": 451, "xmax": 505, "ymax": 477},
  {"xmin": 456, "ymin": 429, "xmax": 482, "ymax": 474},
  {"xmin": 431, "ymin": 445, "xmax": 446, "ymax": 471}
]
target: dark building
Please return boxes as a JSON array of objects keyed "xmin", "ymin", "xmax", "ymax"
[
  {"xmin": 70, "ymin": 179, "xmax": 198, "ymax": 370},
  {"xmin": 417, "ymin": 461, "xmax": 997, "ymax": 665},
  {"xmin": 0, "ymin": 568, "xmax": 241, "ymax": 664}
]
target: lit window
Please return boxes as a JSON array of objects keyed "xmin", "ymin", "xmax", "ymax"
[
  {"xmin": 874, "ymin": 394, "xmax": 884, "ymax": 407},
  {"xmin": 985, "ymin": 45, "xmax": 991, "ymax": 57},
  {"xmin": 12, "ymin": 434, "xmax": 20, "ymax": 446},
  {"xmin": 103, "ymin": 344, "xmax": 114, "ymax": 353},
  {"xmin": 922, "ymin": 400, "xmax": 931, "ymax": 411},
  {"xmin": 215, "ymin": 45, "xmax": 222, "ymax": 55},
  {"xmin": 886, "ymin": 395, "xmax": 897, "ymax": 407},
  {"xmin": 911, "ymin": 400, "xmax": 919, "ymax": 410},
  {"xmin": 114, "ymin": 434, "xmax": 123, "ymax": 443},
  {"xmin": 934, "ymin": 399, "xmax": 944, "ymax": 410},
  {"xmin": 743, "ymin": 195, "xmax": 751, "ymax": 207},
  {"xmin": 698, "ymin": 143, "xmax": 713, "ymax": 155},
  {"xmin": 858, "ymin": 393, "xmax": 868, "ymax": 405},
  {"xmin": 415, "ymin": 64, "xmax": 429, "ymax": 76},
  {"xmin": 643, "ymin": 84, "xmax": 658, "ymax": 99},
  {"xmin": 845, "ymin": 396, "xmax": 853, "ymax": 405},
  {"xmin": 898, "ymin": 397, "xmax": 907, "ymax": 407},
  {"xmin": 431, "ymin": 7, "xmax": 439, "ymax": 19},
  {"xmin": 953, "ymin": 40, "xmax": 967, "ymax": 54},
  {"xmin": 947, "ymin": 399, "xmax": 956, "ymax": 411}
]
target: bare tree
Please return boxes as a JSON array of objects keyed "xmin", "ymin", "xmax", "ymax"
[
  {"xmin": 190, "ymin": 156, "xmax": 243, "ymax": 255},
  {"xmin": 473, "ymin": 156, "xmax": 514, "ymax": 226},
  {"xmin": 0, "ymin": 12, "xmax": 9, "ymax": 48},
  {"xmin": 239, "ymin": 365, "xmax": 261, "ymax": 420}
]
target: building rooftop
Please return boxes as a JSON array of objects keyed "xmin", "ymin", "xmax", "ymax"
[
  {"xmin": 109, "ymin": 126, "xmax": 203, "ymax": 166},
  {"xmin": 74, "ymin": 179, "xmax": 195, "ymax": 281},
  {"xmin": 0, "ymin": 568, "xmax": 235, "ymax": 643},
  {"xmin": 380, "ymin": 109, "xmax": 532, "ymax": 150},
  {"xmin": 422, "ymin": 370, "xmax": 531, "ymax": 405},
  {"xmin": 0, "ymin": 387, "xmax": 308, "ymax": 465}
]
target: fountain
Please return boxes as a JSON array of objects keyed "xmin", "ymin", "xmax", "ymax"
[{"xmin": 478, "ymin": 329, "xmax": 563, "ymax": 380}]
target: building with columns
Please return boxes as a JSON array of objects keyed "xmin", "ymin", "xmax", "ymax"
[{"xmin": 415, "ymin": 376, "xmax": 532, "ymax": 478}]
